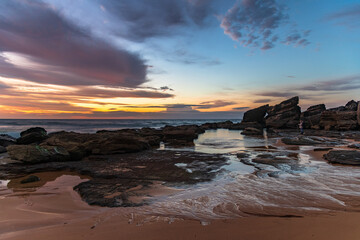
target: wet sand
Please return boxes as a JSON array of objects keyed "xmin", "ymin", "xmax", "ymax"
[
  {"xmin": 2, "ymin": 209, "xmax": 360, "ymax": 240},
  {"xmin": 1, "ymin": 174, "xmax": 360, "ymax": 240}
]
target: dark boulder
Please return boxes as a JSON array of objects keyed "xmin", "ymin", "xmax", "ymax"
[
  {"xmin": 357, "ymin": 101, "xmax": 360, "ymax": 126},
  {"xmin": 266, "ymin": 97, "xmax": 301, "ymax": 129},
  {"xmin": 242, "ymin": 105, "xmax": 269, "ymax": 124},
  {"xmin": 43, "ymin": 131, "xmax": 90, "ymax": 160},
  {"xmin": 0, "ymin": 146, "xmax": 6, "ymax": 153},
  {"xmin": 0, "ymin": 134, "xmax": 16, "ymax": 147},
  {"xmin": 324, "ymin": 150, "xmax": 360, "ymax": 165},
  {"xmin": 7, "ymin": 145, "xmax": 71, "ymax": 163},
  {"xmin": 17, "ymin": 127, "xmax": 48, "ymax": 144}
]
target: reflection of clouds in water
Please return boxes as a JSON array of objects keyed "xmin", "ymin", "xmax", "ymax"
[{"xmin": 194, "ymin": 129, "xmax": 274, "ymax": 154}]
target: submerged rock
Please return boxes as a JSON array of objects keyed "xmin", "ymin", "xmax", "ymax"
[
  {"xmin": 324, "ymin": 150, "xmax": 360, "ymax": 165},
  {"xmin": 281, "ymin": 137, "xmax": 322, "ymax": 145},
  {"xmin": 266, "ymin": 96, "xmax": 301, "ymax": 129},
  {"xmin": 241, "ymin": 127, "xmax": 263, "ymax": 136},
  {"xmin": 20, "ymin": 175, "xmax": 40, "ymax": 184},
  {"xmin": 348, "ymin": 144, "xmax": 360, "ymax": 149}
]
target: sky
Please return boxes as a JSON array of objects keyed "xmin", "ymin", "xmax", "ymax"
[{"xmin": 0, "ymin": 0, "xmax": 359, "ymax": 119}]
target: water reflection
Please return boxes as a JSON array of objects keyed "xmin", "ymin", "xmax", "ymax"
[{"xmin": 194, "ymin": 129, "xmax": 275, "ymax": 154}]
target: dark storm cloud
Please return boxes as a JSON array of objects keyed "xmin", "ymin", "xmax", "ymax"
[
  {"xmin": 220, "ymin": 0, "xmax": 310, "ymax": 50},
  {"xmin": 325, "ymin": 4, "xmax": 360, "ymax": 28},
  {"xmin": 0, "ymin": 0, "xmax": 148, "ymax": 88},
  {"xmin": 101, "ymin": 0, "xmax": 214, "ymax": 42}
]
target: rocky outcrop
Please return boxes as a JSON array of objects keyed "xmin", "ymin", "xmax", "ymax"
[
  {"xmin": 0, "ymin": 150, "xmax": 227, "ymax": 207},
  {"xmin": 17, "ymin": 127, "xmax": 48, "ymax": 144},
  {"xmin": 86, "ymin": 131, "xmax": 150, "ymax": 155},
  {"xmin": 319, "ymin": 101, "xmax": 359, "ymax": 131},
  {"xmin": 162, "ymin": 125, "xmax": 204, "ymax": 147},
  {"xmin": 345, "ymin": 100, "xmax": 358, "ymax": 111},
  {"xmin": 242, "ymin": 105, "xmax": 269, "ymax": 125},
  {"xmin": 266, "ymin": 96, "xmax": 301, "ymax": 129},
  {"xmin": 301, "ymin": 104, "xmax": 326, "ymax": 129},
  {"xmin": 324, "ymin": 150, "xmax": 360, "ymax": 165},
  {"xmin": 7, "ymin": 145, "xmax": 70, "ymax": 163},
  {"xmin": 42, "ymin": 131, "xmax": 90, "ymax": 160}
]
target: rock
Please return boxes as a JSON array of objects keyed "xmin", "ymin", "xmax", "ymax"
[
  {"xmin": 86, "ymin": 132, "xmax": 150, "ymax": 155},
  {"xmin": 348, "ymin": 144, "xmax": 360, "ymax": 149},
  {"xmin": 0, "ymin": 146, "xmax": 6, "ymax": 153},
  {"xmin": 43, "ymin": 131, "xmax": 89, "ymax": 160},
  {"xmin": 281, "ymin": 137, "xmax": 322, "ymax": 145},
  {"xmin": 266, "ymin": 97, "xmax": 301, "ymax": 129},
  {"xmin": 301, "ymin": 104, "xmax": 326, "ymax": 129},
  {"xmin": 319, "ymin": 110, "xmax": 358, "ymax": 131},
  {"xmin": 236, "ymin": 153, "xmax": 250, "ymax": 159},
  {"xmin": 345, "ymin": 100, "xmax": 358, "ymax": 111},
  {"xmin": 324, "ymin": 150, "xmax": 360, "ymax": 165},
  {"xmin": 241, "ymin": 127, "xmax": 263, "ymax": 136},
  {"xmin": 200, "ymin": 121, "xmax": 245, "ymax": 130},
  {"xmin": 313, "ymin": 148, "xmax": 333, "ymax": 152},
  {"xmin": 216, "ymin": 121, "xmax": 236, "ymax": 129},
  {"xmin": 138, "ymin": 128, "xmax": 163, "ymax": 147},
  {"xmin": 20, "ymin": 175, "xmax": 40, "ymax": 184},
  {"xmin": 241, "ymin": 105, "xmax": 269, "ymax": 125},
  {"xmin": 17, "ymin": 127, "xmax": 48, "ymax": 144},
  {"xmin": 0, "ymin": 134, "xmax": 16, "ymax": 147},
  {"xmin": 0, "ymin": 150, "xmax": 227, "ymax": 207},
  {"xmin": 7, "ymin": 145, "xmax": 70, "ymax": 163},
  {"xmin": 162, "ymin": 125, "xmax": 205, "ymax": 147},
  {"xmin": 357, "ymin": 101, "xmax": 360, "ymax": 126}
]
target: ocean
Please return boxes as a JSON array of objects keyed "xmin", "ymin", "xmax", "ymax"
[{"xmin": 0, "ymin": 119, "xmax": 241, "ymax": 138}]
